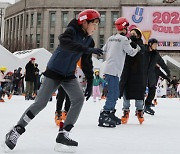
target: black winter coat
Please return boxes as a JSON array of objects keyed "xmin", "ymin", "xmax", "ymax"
[
  {"xmin": 155, "ymin": 66, "xmax": 170, "ymax": 84},
  {"xmin": 44, "ymin": 19, "xmax": 94, "ymax": 83},
  {"xmin": 120, "ymin": 39, "xmax": 146, "ymax": 100},
  {"xmin": 144, "ymin": 47, "xmax": 170, "ymax": 88},
  {"xmin": 25, "ymin": 61, "xmax": 35, "ymax": 82}
]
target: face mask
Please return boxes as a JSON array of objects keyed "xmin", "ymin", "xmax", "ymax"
[{"xmin": 130, "ymin": 35, "xmax": 137, "ymax": 41}]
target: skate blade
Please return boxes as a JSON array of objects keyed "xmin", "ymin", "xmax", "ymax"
[
  {"xmin": 1, "ymin": 140, "xmax": 11, "ymax": 153},
  {"xmin": 121, "ymin": 120, "xmax": 128, "ymax": 124},
  {"xmin": 144, "ymin": 111, "xmax": 154, "ymax": 115},
  {"xmin": 98, "ymin": 123, "xmax": 116, "ymax": 128},
  {"xmin": 54, "ymin": 143, "xmax": 77, "ymax": 153}
]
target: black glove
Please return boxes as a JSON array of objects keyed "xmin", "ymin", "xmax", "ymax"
[
  {"xmin": 130, "ymin": 41, "xmax": 137, "ymax": 49},
  {"xmin": 88, "ymin": 48, "xmax": 103, "ymax": 56},
  {"xmin": 84, "ymin": 80, "xmax": 93, "ymax": 101}
]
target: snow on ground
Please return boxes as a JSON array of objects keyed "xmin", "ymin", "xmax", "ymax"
[{"xmin": 0, "ymin": 96, "xmax": 180, "ymax": 154}]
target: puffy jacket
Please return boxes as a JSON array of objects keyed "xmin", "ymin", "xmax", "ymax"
[{"xmin": 47, "ymin": 19, "xmax": 94, "ymax": 81}]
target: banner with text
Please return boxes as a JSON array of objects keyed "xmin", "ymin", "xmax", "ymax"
[{"xmin": 122, "ymin": 6, "xmax": 180, "ymax": 50}]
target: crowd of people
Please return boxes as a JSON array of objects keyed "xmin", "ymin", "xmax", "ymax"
[
  {"xmin": 1, "ymin": 9, "xmax": 180, "ymax": 153},
  {"xmin": 0, "ymin": 58, "xmax": 41, "ymax": 102}
]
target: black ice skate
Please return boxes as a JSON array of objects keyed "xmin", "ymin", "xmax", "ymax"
[
  {"xmin": 54, "ymin": 129, "xmax": 78, "ymax": 153},
  {"xmin": 144, "ymin": 105, "xmax": 155, "ymax": 115},
  {"xmin": 109, "ymin": 109, "xmax": 121, "ymax": 125},
  {"xmin": 4, "ymin": 125, "xmax": 25, "ymax": 151},
  {"xmin": 98, "ymin": 110, "xmax": 116, "ymax": 128}
]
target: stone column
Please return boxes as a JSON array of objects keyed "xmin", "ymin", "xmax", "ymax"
[
  {"xmin": 54, "ymin": 9, "xmax": 62, "ymax": 49},
  {"xmin": 33, "ymin": 11, "xmax": 37, "ymax": 48},
  {"xmin": 105, "ymin": 10, "xmax": 112, "ymax": 42},
  {"xmin": 68, "ymin": 10, "xmax": 74, "ymax": 21},
  {"xmin": 42, "ymin": 10, "xmax": 49, "ymax": 50}
]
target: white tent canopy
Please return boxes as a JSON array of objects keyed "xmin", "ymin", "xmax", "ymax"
[
  {"xmin": 162, "ymin": 55, "xmax": 180, "ymax": 68},
  {"xmin": 0, "ymin": 45, "xmax": 52, "ymax": 73},
  {"xmin": 0, "ymin": 45, "xmax": 20, "ymax": 72},
  {"xmin": 13, "ymin": 48, "xmax": 52, "ymax": 73},
  {"xmin": 0, "ymin": 45, "xmax": 104, "ymax": 75}
]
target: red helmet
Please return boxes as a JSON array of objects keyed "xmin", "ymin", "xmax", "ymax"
[
  {"xmin": 115, "ymin": 17, "xmax": 129, "ymax": 31},
  {"xmin": 78, "ymin": 9, "xmax": 100, "ymax": 25},
  {"xmin": 30, "ymin": 57, "xmax": 36, "ymax": 61}
]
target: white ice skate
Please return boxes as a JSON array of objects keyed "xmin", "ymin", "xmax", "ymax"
[{"xmin": 54, "ymin": 143, "xmax": 77, "ymax": 153}]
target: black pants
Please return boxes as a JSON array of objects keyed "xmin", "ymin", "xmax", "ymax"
[
  {"xmin": 145, "ymin": 86, "xmax": 156, "ymax": 106},
  {"xmin": 56, "ymin": 86, "xmax": 71, "ymax": 112}
]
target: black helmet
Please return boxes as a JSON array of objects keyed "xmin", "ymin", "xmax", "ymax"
[{"xmin": 148, "ymin": 38, "xmax": 158, "ymax": 45}]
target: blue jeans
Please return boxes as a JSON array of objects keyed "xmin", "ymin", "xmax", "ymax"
[
  {"xmin": 103, "ymin": 74, "xmax": 120, "ymax": 111},
  {"xmin": 123, "ymin": 95, "xmax": 144, "ymax": 111}
]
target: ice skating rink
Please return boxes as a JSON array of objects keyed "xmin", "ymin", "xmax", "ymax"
[{"xmin": 0, "ymin": 96, "xmax": 180, "ymax": 154}]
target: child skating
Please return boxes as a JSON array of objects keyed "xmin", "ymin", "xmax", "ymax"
[
  {"xmin": 4, "ymin": 9, "xmax": 103, "ymax": 153},
  {"xmin": 98, "ymin": 17, "xmax": 141, "ymax": 128}
]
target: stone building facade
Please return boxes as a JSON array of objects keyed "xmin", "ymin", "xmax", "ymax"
[
  {"xmin": 0, "ymin": 2, "xmax": 10, "ymax": 44},
  {"xmin": 4, "ymin": 0, "xmax": 180, "ymax": 53}
]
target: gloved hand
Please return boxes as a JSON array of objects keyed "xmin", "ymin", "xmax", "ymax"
[
  {"xmin": 88, "ymin": 48, "xmax": 103, "ymax": 56},
  {"xmin": 84, "ymin": 80, "xmax": 93, "ymax": 101},
  {"xmin": 130, "ymin": 41, "xmax": 137, "ymax": 49}
]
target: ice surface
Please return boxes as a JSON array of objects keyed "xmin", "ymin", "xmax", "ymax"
[{"xmin": 0, "ymin": 96, "xmax": 180, "ymax": 154}]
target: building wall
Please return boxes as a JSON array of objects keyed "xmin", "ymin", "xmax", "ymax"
[
  {"xmin": 4, "ymin": 0, "xmax": 122, "ymax": 52},
  {"xmin": 0, "ymin": 2, "xmax": 11, "ymax": 44},
  {"xmin": 4, "ymin": 0, "xmax": 180, "ymax": 56}
]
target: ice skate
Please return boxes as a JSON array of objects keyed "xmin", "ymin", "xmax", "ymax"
[
  {"xmin": 153, "ymin": 99, "xmax": 158, "ymax": 105},
  {"xmin": 109, "ymin": 109, "xmax": 121, "ymax": 125},
  {"xmin": 151, "ymin": 103, "xmax": 155, "ymax": 107},
  {"xmin": 101, "ymin": 96, "xmax": 106, "ymax": 99},
  {"xmin": 144, "ymin": 105, "xmax": 155, "ymax": 115},
  {"xmin": 54, "ymin": 129, "xmax": 78, "ymax": 153},
  {"xmin": 4, "ymin": 125, "xmax": 25, "ymax": 151},
  {"xmin": 61, "ymin": 111, "xmax": 67, "ymax": 121},
  {"xmin": 55, "ymin": 111, "xmax": 62, "ymax": 126},
  {"xmin": 98, "ymin": 110, "xmax": 116, "ymax": 128},
  {"xmin": 121, "ymin": 110, "xmax": 130, "ymax": 124},
  {"xmin": 55, "ymin": 111, "xmax": 67, "ymax": 126},
  {"xmin": 136, "ymin": 110, "xmax": 144, "ymax": 124},
  {"xmin": 29, "ymin": 95, "xmax": 35, "ymax": 100},
  {"xmin": 0, "ymin": 98, "xmax": 5, "ymax": 102},
  {"xmin": 25, "ymin": 95, "xmax": 29, "ymax": 100},
  {"xmin": 7, "ymin": 94, "xmax": 12, "ymax": 100}
]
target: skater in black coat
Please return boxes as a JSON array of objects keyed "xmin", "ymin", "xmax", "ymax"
[
  {"xmin": 119, "ymin": 28, "xmax": 146, "ymax": 124},
  {"xmin": 25, "ymin": 57, "xmax": 36, "ymax": 100},
  {"xmin": 143, "ymin": 38, "xmax": 170, "ymax": 115}
]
